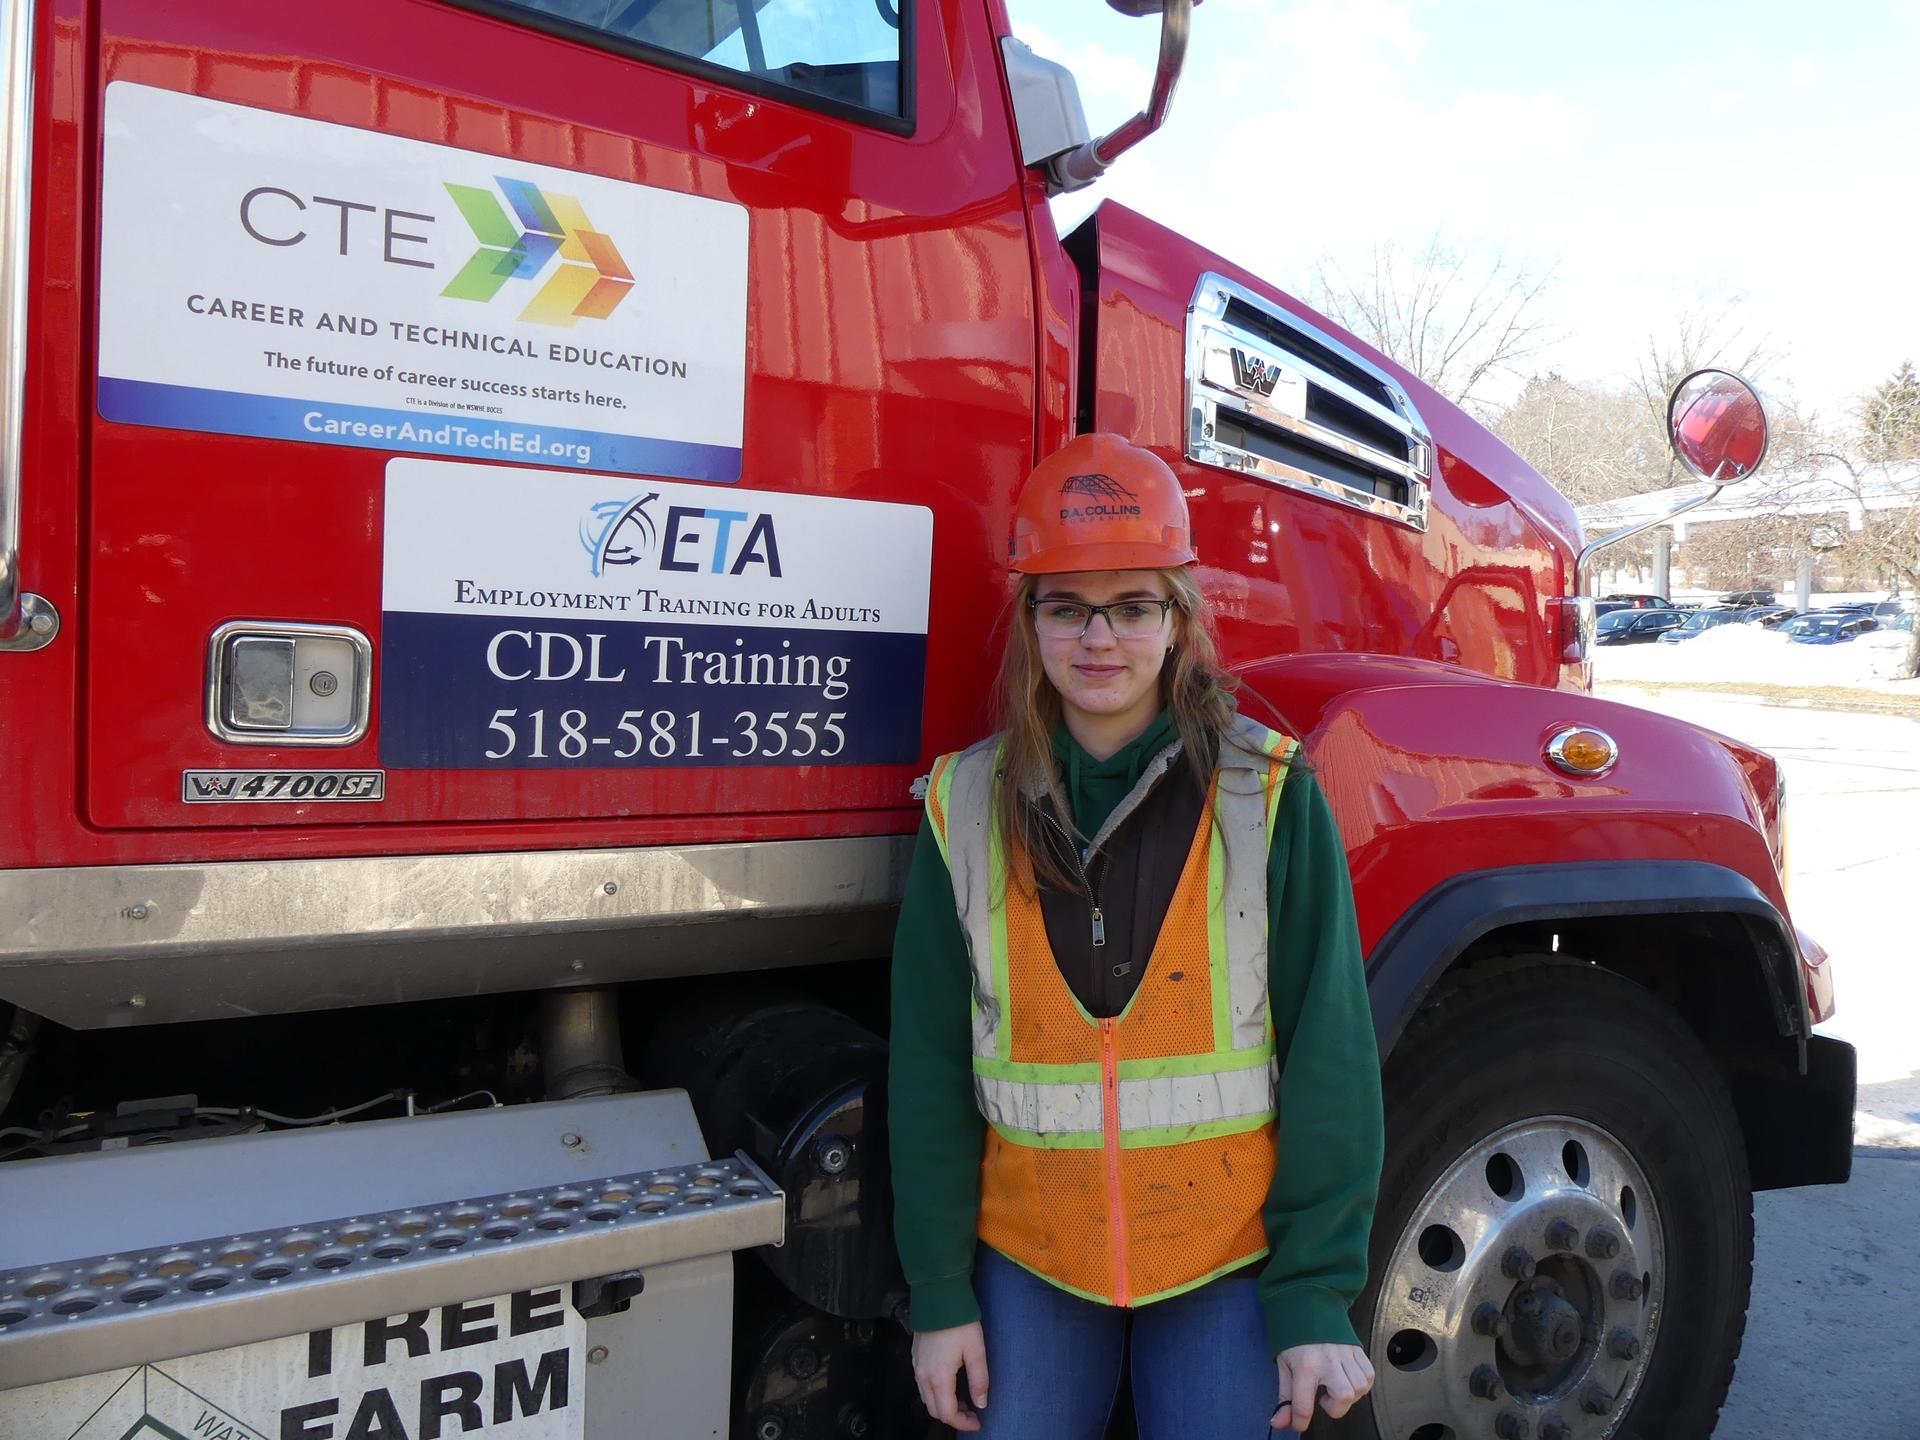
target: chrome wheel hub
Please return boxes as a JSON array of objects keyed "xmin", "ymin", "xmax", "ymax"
[{"xmin": 1371, "ymin": 1117, "xmax": 1664, "ymax": 1440}]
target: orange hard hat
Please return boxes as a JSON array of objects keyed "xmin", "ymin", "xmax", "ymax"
[{"xmin": 1008, "ymin": 433, "xmax": 1195, "ymax": 574}]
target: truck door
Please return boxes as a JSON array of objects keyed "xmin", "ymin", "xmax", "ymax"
[{"xmin": 80, "ymin": 0, "xmax": 1035, "ymax": 839}]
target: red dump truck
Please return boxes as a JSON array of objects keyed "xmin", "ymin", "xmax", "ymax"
[{"xmin": 0, "ymin": 1, "xmax": 1853, "ymax": 1436}]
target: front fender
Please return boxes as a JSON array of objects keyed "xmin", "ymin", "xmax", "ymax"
[
  {"xmin": 1359, "ymin": 859, "xmax": 1803, "ymax": 1056},
  {"xmin": 1237, "ymin": 652, "xmax": 1790, "ymax": 952},
  {"xmin": 1234, "ymin": 653, "xmax": 1819, "ymax": 1025}
]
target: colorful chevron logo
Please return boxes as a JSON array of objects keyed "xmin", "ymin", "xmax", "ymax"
[{"xmin": 440, "ymin": 177, "xmax": 634, "ymax": 327}]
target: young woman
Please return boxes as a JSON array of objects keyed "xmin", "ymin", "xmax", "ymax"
[{"xmin": 889, "ymin": 434, "xmax": 1384, "ymax": 1438}]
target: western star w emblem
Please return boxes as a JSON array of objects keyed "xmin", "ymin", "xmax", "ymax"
[
  {"xmin": 1230, "ymin": 347, "xmax": 1283, "ymax": 398},
  {"xmin": 442, "ymin": 177, "xmax": 634, "ymax": 327}
]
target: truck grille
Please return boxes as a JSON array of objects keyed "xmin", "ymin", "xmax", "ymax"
[{"xmin": 1187, "ymin": 274, "xmax": 1432, "ymax": 529}]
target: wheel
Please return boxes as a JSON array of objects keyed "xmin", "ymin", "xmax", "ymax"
[{"xmin": 1329, "ymin": 961, "xmax": 1752, "ymax": 1440}]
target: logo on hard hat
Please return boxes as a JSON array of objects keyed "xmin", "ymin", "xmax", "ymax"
[
  {"xmin": 1057, "ymin": 472, "xmax": 1143, "ymax": 524},
  {"xmin": 1061, "ymin": 472, "xmax": 1137, "ymax": 502}
]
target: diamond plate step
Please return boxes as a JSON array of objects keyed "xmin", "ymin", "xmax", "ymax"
[
  {"xmin": 0, "ymin": 1091, "xmax": 783, "ymax": 1390},
  {"xmin": 0, "ymin": 1152, "xmax": 779, "ymax": 1389}
]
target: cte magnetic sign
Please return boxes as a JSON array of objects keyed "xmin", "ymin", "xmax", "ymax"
[
  {"xmin": 97, "ymin": 83, "xmax": 747, "ymax": 483},
  {"xmin": 380, "ymin": 461, "xmax": 933, "ymax": 770}
]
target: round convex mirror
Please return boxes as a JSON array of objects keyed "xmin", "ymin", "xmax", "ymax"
[{"xmin": 1667, "ymin": 368, "xmax": 1768, "ymax": 485}]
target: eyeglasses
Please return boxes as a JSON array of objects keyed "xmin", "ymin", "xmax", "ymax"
[{"xmin": 1029, "ymin": 596, "xmax": 1179, "ymax": 640}]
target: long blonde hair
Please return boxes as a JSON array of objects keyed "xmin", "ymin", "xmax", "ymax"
[{"xmin": 991, "ymin": 568, "xmax": 1241, "ymax": 893}]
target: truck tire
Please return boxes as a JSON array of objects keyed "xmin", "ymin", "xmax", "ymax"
[{"xmin": 1330, "ymin": 961, "xmax": 1752, "ymax": 1440}]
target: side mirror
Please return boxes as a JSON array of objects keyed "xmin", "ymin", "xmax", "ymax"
[
  {"xmin": 1667, "ymin": 368, "xmax": 1768, "ymax": 486},
  {"xmin": 1000, "ymin": 38, "xmax": 1091, "ymax": 169},
  {"xmin": 1048, "ymin": 0, "xmax": 1195, "ymax": 192},
  {"xmin": 1573, "ymin": 368, "xmax": 1771, "ymax": 676}
]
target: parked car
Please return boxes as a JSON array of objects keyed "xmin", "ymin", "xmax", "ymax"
[
  {"xmin": 1890, "ymin": 611, "xmax": 1917, "ymax": 633},
  {"xmin": 1870, "ymin": 598, "xmax": 1911, "ymax": 620},
  {"xmin": 1659, "ymin": 607, "xmax": 1761, "ymax": 643},
  {"xmin": 1593, "ymin": 599, "xmax": 1636, "ymax": 618},
  {"xmin": 1597, "ymin": 608, "xmax": 1688, "ymax": 645},
  {"xmin": 1602, "ymin": 592, "xmax": 1671, "ymax": 610},
  {"xmin": 1820, "ymin": 601, "xmax": 1876, "ymax": 617},
  {"xmin": 1785, "ymin": 613, "xmax": 1879, "ymax": 645},
  {"xmin": 1749, "ymin": 606, "xmax": 1797, "ymax": 628},
  {"xmin": 1719, "ymin": 589, "xmax": 1777, "ymax": 606}
]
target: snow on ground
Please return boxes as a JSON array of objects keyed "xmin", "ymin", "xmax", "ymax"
[
  {"xmin": 1593, "ymin": 622, "xmax": 1916, "ymax": 691},
  {"xmin": 1595, "ymin": 688, "xmax": 1920, "ymax": 1147}
]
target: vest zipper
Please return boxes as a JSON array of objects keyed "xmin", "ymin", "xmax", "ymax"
[
  {"xmin": 1041, "ymin": 809, "xmax": 1107, "ymax": 949},
  {"xmin": 1099, "ymin": 1016, "xmax": 1130, "ymax": 1305}
]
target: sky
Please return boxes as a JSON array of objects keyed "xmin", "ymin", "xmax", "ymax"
[{"xmin": 1005, "ymin": 0, "xmax": 1920, "ymax": 421}]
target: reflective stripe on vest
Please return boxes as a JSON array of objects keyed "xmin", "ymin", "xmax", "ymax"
[
  {"xmin": 926, "ymin": 715, "xmax": 1294, "ymax": 1144},
  {"xmin": 971, "ymin": 1044, "xmax": 1279, "ymax": 1146}
]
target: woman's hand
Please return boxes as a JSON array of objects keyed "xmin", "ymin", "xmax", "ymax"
[
  {"xmin": 1273, "ymin": 1342, "xmax": 1374, "ymax": 1431},
  {"xmin": 912, "ymin": 1321, "xmax": 990, "ymax": 1432}
]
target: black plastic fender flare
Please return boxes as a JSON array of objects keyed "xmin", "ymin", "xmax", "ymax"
[{"xmin": 1365, "ymin": 859, "xmax": 1807, "ymax": 1059}]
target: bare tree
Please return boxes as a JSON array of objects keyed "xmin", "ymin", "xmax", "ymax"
[
  {"xmin": 1494, "ymin": 373, "xmax": 1667, "ymax": 507},
  {"xmin": 1820, "ymin": 457, "xmax": 1920, "ymax": 678},
  {"xmin": 1631, "ymin": 305, "xmax": 1780, "ymax": 430},
  {"xmin": 1309, "ymin": 233, "xmax": 1556, "ymax": 412}
]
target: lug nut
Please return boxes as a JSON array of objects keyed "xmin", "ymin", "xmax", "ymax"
[
  {"xmin": 1472, "ymin": 1302, "xmax": 1505, "ymax": 1338},
  {"xmin": 754, "ymin": 1413, "xmax": 787, "ymax": 1440},
  {"xmin": 1495, "ymin": 1412, "xmax": 1530, "ymax": 1439},
  {"xmin": 1469, "ymin": 1364, "xmax": 1502, "ymax": 1400},
  {"xmin": 815, "ymin": 1135, "xmax": 852, "ymax": 1176},
  {"xmin": 1582, "ymin": 1382, "xmax": 1616, "ymax": 1415},
  {"xmin": 1502, "ymin": 1245, "xmax": 1537, "ymax": 1281},
  {"xmin": 1540, "ymin": 1416, "xmax": 1572, "ymax": 1440},
  {"xmin": 1545, "ymin": 1217, "xmax": 1580, "ymax": 1251},
  {"xmin": 1610, "ymin": 1268, "xmax": 1645, "ymax": 1301},
  {"xmin": 1586, "ymin": 1226, "xmax": 1622, "ymax": 1260},
  {"xmin": 786, "ymin": 1344, "xmax": 821, "ymax": 1379},
  {"xmin": 1607, "ymin": 1326, "xmax": 1641, "ymax": 1360}
]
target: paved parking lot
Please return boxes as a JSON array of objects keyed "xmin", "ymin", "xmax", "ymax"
[{"xmin": 1600, "ymin": 688, "xmax": 1920, "ymax": 1435}]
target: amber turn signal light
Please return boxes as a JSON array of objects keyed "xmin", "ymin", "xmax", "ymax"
[{"xmin": 1546, "ymin": 726, "xmax": 1618, "ymax": 777}]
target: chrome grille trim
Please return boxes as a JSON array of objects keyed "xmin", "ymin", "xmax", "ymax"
[{"xmin": 1186, "ymin": 272, "xmax": 1432, "ymax": 530}]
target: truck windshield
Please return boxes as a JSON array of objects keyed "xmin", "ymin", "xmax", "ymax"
[{"xmin": 485, "ymin": 0, "xmax": 907, "ymax": 119}]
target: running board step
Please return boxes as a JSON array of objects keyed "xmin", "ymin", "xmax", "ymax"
[{"xmin": 0, "ymin": 1091, "xmax": 782, "ymax": 1389}]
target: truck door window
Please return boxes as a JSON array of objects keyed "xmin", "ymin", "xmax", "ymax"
[{"xmin": 458, "ymin": 0, "xmax": 909, "ymax": 124}]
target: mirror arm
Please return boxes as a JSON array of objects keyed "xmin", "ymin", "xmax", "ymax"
[
  {"xmin": 1575, "ymin": 483, "xmax": 1727, "ymax": 598},
  {"xmin": 1049, "ymin": 0, "xmax": 1192, "ymax": 192}
]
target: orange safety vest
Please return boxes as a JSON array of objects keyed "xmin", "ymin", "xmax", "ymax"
[{"xmin": 926, "ymin": 715, "xmax": 1294, "ymax": 1307}]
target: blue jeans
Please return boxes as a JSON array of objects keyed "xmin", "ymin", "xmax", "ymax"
[{"xmin": 972, "ymin": 1245, "xmax": 1296, "ymax": 1440}]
